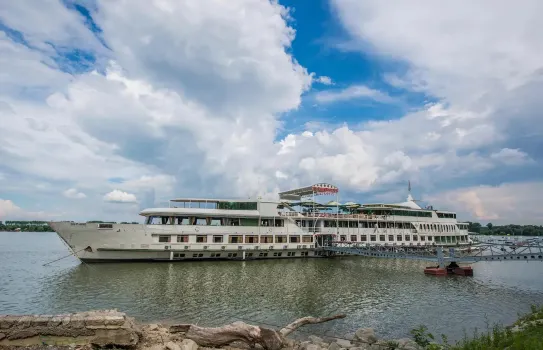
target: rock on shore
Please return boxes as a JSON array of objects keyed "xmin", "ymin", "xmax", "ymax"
[{"xmin": 0, "ymin": 311, "xmax": 423, "ymax": 350}]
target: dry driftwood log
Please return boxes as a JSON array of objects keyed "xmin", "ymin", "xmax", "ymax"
[{"xmin": 170, "ymin": 314, "xmax": 346, "ymax": 350}]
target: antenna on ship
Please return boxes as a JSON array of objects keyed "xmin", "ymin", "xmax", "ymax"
[{"xmin": 407, "ymin": 180, "xmax": 422, "ymax": 203}]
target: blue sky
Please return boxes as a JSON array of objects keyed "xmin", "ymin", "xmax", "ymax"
[{"xmin": 1, "ymin": 0, "xmax": 543, "ymax": 224}]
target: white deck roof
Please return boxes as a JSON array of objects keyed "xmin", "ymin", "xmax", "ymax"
[
  {"xmin": 170, "ymin": 198, "xmax": 257, "ymax": 203},
  {"xmin": 278, "ymin": 183, "xmax": 339, "ymax": 200},
  {"xmin": 139, "ymin": 207, "xmax": 261, "ymax": 217}
]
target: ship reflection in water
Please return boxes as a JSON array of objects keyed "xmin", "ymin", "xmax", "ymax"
[{"xmin": 1, "ymin": 231, "xmax": 543, "ymax": 342}]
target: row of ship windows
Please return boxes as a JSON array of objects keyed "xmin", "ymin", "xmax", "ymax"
[
  {"xmin": 338, "ymin": 234, "xmax": 469, "ymax": 242},
  {"xmin": 144, "ymin": 217, "xmax": 467, "ymax": 229},
  {"xmin": 172, "ymin": 251, "xmax": 312, "ymax": 259},
  {"xmin": 359, "ymin": 211, "xmax": 456, "ymax": 219},
  {"xmin": 158, "ymin": 234, "xmax": 314, "ymax": 244},
  {"xmin": 158, "ymin": 234, "xmax": 468, "ymax": 244},
  {"xmin": 322, "ymin": 221, "xmax": 467, "ymax": 232},
  {"xmin": 146, "ymin": 216, "xmax": 284, "ymax": 227}
]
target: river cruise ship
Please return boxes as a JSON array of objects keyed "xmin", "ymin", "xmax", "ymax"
[{"xmin": 50, "ymin": 183, "xmax": 471, "ymax": 262}]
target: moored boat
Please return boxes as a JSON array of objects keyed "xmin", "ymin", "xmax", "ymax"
[{"xmin": 50, "ymin": 183, "xmax": 472, "ymax": 262}]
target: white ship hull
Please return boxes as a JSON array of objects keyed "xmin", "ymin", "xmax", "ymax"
[{"xmin": 50, "ymin": 220, "xmax": 470, "ymax": 262}]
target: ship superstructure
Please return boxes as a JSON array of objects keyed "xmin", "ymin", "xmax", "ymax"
[{"xmin": 50, "ymin": 183, "xmax": 471, "ymax": 262}]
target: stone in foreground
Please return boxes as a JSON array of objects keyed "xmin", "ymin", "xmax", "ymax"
[
  {"xmin": 0, "ymin": 310, "xmax": 138, "ymax": 347},
  {"xmin": 352, "ymin": 328, "xmax": 377, "ymax": 345}
]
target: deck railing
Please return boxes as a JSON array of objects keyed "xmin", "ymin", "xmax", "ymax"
[{"xmin": 278, "ymin": 212, "xmax": 387, "ymax": 220}]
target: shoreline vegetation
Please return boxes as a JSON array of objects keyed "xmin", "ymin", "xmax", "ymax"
[
  {"xmin": 0, "ymin": 306, "xmax": 541, "ymax": 350},
  {"xmin": 1, "ymin": 221, "xmax": 542, "ymax": 236}
]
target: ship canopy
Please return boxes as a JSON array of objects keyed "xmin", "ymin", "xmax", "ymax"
[{"xmin": 278, "ymin": 183, "xmax": 339, "ymax": 201}]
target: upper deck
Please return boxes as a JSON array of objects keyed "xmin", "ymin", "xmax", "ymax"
[{"xmin": 139, "ymin": 182, "xmax": 461, "ymax": 223}]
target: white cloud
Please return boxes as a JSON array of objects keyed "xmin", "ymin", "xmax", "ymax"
[
  {"xmin": 0, "ymin": 199, "xmax": 57, "ymax": 220},
  {"xmin": 490, "ymin": 148, "xmax": 533, "ymax": 165},
  {"xmin": 427, "ymin": 182, "xmax": 543, "ymax": 225},
  {"xmin": 0, "ymin": 0, "xmax": 105, "ymax": 55},
  {"xmin": 315, "ymin": 76, "xmax": 334, "ymax": 85},
  {"xmin": 331, "ymin": 0, "xmax": 543, "ymax": 136},
  {"xmin": 275, "ymin": 170, "xmax": 288, "ymax": 179},
  {"xmin": 103, "ymin": 190, "xmax": 137, "ymax": 203},
  {"xmin": 315, "ymin": 84, "xmax": 393, "ymax": 104},
  {"xmin": 62, "ymin": 188, "xmax": 87, "ymax": 199}
]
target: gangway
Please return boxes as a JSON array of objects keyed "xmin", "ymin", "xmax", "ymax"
[{"xmin": 324, "ymin": 240, "xmax": 543, "ymax": 276}]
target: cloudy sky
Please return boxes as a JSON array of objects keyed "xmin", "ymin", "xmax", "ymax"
[{"xmin": 1, "ymin": 0, "xmax": 542, "ymax": 224}]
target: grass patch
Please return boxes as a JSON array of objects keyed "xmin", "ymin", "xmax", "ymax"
[{"xmin": 411, "ymin": 305, "xmax": 543, "ymax": 349}]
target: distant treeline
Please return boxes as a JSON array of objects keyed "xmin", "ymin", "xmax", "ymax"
[
  {"xmin": 468, "ymin": 222, "xmax": 543, "ymax": 236},
  {"xmin": 0, "ymin": 221, "xmax": 54, "ymax": 232},
  {"xmin": 0, "ymin": 220, "xmax": 139, "ymax": 232}
]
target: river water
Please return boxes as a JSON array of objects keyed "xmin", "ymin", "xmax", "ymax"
[{"xmin": 1, "ymin": 231, "xmax": 543, "ymax": 341}]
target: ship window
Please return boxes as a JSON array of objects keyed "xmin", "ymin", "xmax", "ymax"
[
  {"xmin": 361, "ymin": 235, "xmax": 367, "ymax": 241},
  {"xmin": 327, "ymin": 220, "xmax": 337, "ymax": 227},
  {"xmin": 261, "ymin": 219, "xmax": 272, "ymax": 226},
  {"xmin": 196, "ymin": 235, "xmax": 207, "ymax": 243},
  {"xmin": 273, "ymin": 252, "xmax": 282, "ymax": 257},
  {"xmin": 261, "ymin": 235, "xmax": 273, "ymax": 243},
  {"xmin": 194, "ymin": 218, "xmax": 207, "ymax": 225},
  {"xmin": 158, "ymin": 235, "xmax": 170, "ymax": 243},
  {"xmin": 349, "ymin": 221, "xmax": 358, "ymax": 228},
  {"xmin": 210, "ymin": 218, "xmax": 221, "ymax": 226},
  {"xmin": 258, "ymin": 252, "xmax": 268, "ymax": 257},
  {"xmin": 245, "ymin": 235, "xmax": 259, "ymax": 243},
  {"xmin": 405, "ymin": 235, "xmax": 411, "ymax": 241},
  {"xmin": 213, "ymin": 235, "xmax": 223, "ymax": 243},
  {"xmin": 340, "ymin": 235, "xmax": 347, "ymax": 241},
  {"xmin": 274, "ymin": 219, "xmax": 284, "ymax": 227},
  {"xmin": 176, "ymin": 217, "xmax": 190, "ymax": 225},
  {"xmin": 302, "ymin": 236, "xmax": 312, "ymax": 243},
  {"xmin": 177, "ymin": 235, "xmax": 189, "ymax": 243},
  {"xmin": 217, "ymin": 202, "xmax": 257, "ymax": 210},
  {"xmin": 388, "ymin": 235, "xmax": 394, "ymax": 241},
  {"xmin": 98, "ymin": 223, "xmax": 113, "ymax": 229},
  {"xmin": 148, "ymin": 216, "xmax": 162, "ymax": 225},
  {"xmin": 421, "ymin": 236, "xmax": 425, "ymax": 241},
  {"xmin": 379, "ymin": 235, "xmax": 385, "ymax": 241},
  {"xmin": 229, "ymin": 235, "xmax": 242, "ymax": 244},
  {"xmin": 350, "ymin": 235, "xmax": 357, "ymax": 242},
  {"xmin": 413, "ymin": 235, "xmax": 418, "ymax": 241},
  {"xmin": 370, "ymin": 235, "xmax": 376, "ymax": 242},
  {"xmin": 275, "ymin": 235, "xmax": 287, "ymax": 243},
  {"xmin": 397, "ymin": 235, "xmax": 402, "ymax": 241},
  {"xmin": 428, "ymin": 236, "xmax": 432, "ymax": 241},
  {"xmin": 229, "ymin": 218, "xmax": 240, "ymax": 226},
  {"xmin": 289, "ymin": 236, "xmax": 300, "ymax": 243}
]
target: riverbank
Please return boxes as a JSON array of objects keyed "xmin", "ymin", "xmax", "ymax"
[
  {"xmin": 1, "ymin": 306, "xmax": 542, "ymax": 350},
  {"xmin": 0, "ymin": 310, "xmax": 419, "ymax": 350}
]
